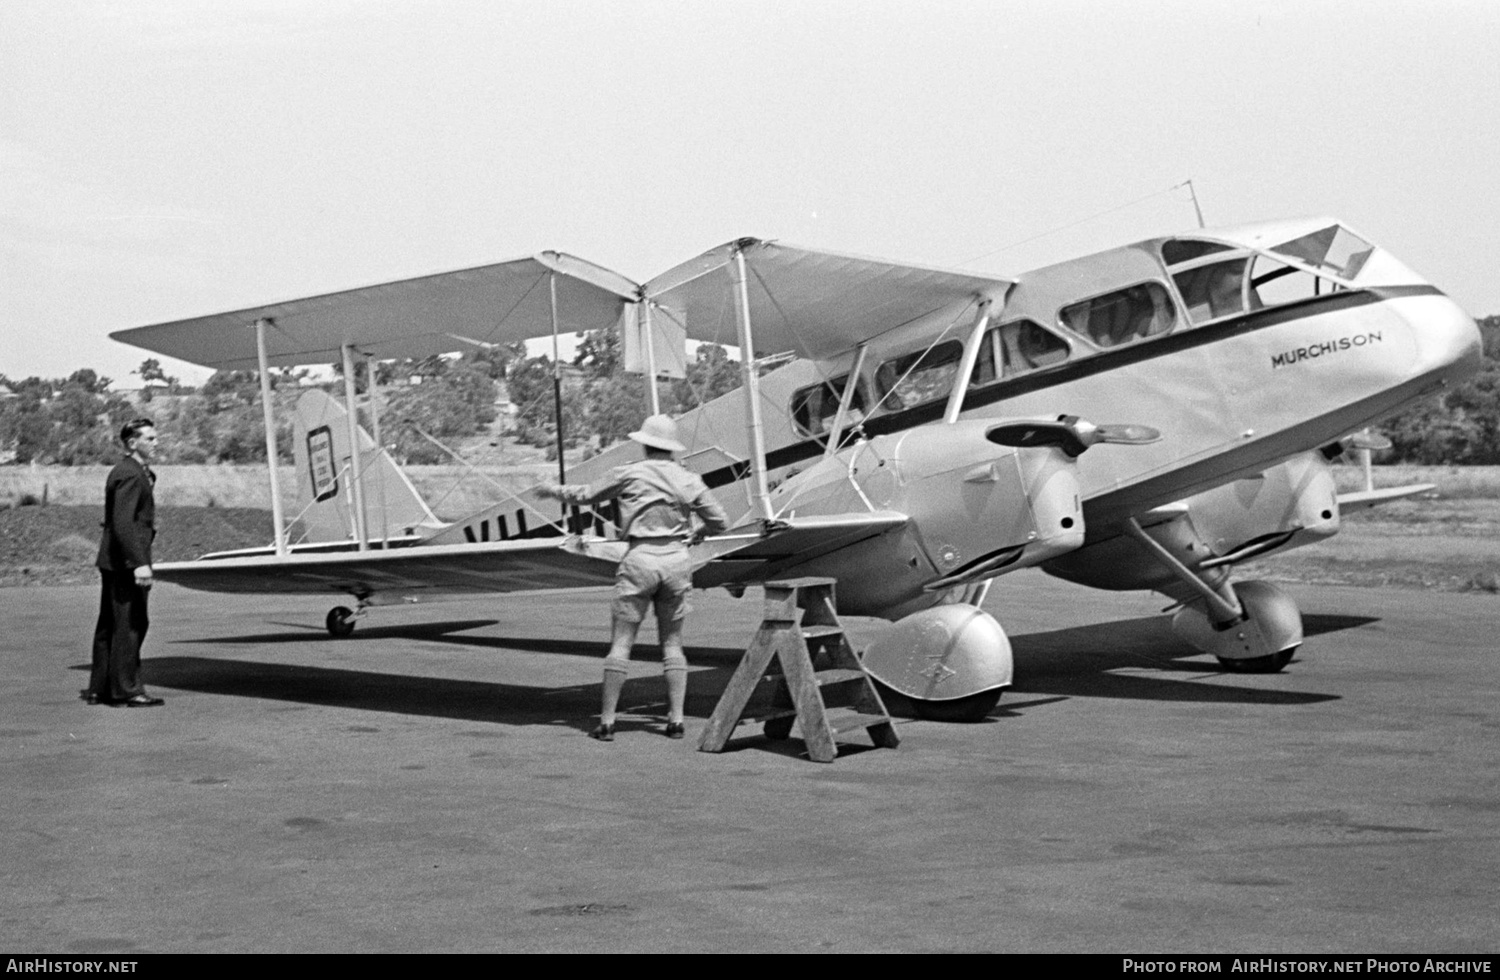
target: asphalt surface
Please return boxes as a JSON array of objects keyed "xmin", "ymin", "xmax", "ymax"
[{"xmin": 3, "ymin": 572, "xmax": 1497, "ymax": 953}]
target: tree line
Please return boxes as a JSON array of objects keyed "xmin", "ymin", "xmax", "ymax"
[
  {"xmin": 0, "ymin": 331, "xmax": 742, "ymax": 466},
  {"xmin": 3, "ymin": 316, "xmax": 1496, "ymax": 467}
]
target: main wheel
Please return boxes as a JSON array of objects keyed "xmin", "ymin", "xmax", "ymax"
[
  {"xmin": 909, "ymin": 688, "xmax": 1004, "ymax": 723},
  {"xmin": 1173, "ymin": 580, "xmax": 1303, "ymax": 672},
  {"xmin": 873, "ymin": 677, "xmax": 1003, "ymax": 722},
  {"xmin": 326, "ymin": 606, "xmax": 356, "ymax": 637},
  {"xmin": 1216, "ymin": 648, "xmax": 1296, "ymax": 673}
]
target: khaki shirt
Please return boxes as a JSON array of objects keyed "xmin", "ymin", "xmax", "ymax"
[{"xmin": 554, "ymin": 459, "xmax": 729, "ymax": 542}]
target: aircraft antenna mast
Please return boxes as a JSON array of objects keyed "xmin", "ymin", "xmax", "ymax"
[
  {"xmin": 730, "ymin": 247, "xmax": 773, "ymax": 521},
  {"xmin": 253, "ymin": 318, "xmax": 288, "ymax": 557},
  {"xmin": 1185, "ymin": 179, "xmax": 1206, "ymax": 229}
]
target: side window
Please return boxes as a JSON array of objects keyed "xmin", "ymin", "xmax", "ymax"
[
  {"xmin": 1161, "ymin": 239, "xmax": 1233, "ymax": 265},
  {"xmin": 1060, "ymin": 282, "xmax": 1177, "ymax": 348},
  {"xmin": 790, "ymin": 374, "xmax": 865, "ymax": 437},
  {"xmin": 874, "ymin": 339, "xmax": 964, "ymax": 412},
  {"xmin": 1172, "ymin": 259, "xmax": 1250, "ymax": 325},
  {"xmin": 1271, "ymin": 225, "xmax": 1374, "ymax": 281},
  {"xmin": 1006, "ymin": 320, "xmax": 1070, "ymax": 372},
  {"xmin": 1248, "ymin": 255, "xmax": 1339, "ymax": 307},
  {"xmin": 970, "ymin": 319, "xmax": 1070, "ymax": 390}
]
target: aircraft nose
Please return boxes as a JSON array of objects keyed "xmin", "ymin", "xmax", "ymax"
[{"xmin": 1407, "ymin": 291, "xmax": 1483, "ymax": 384}]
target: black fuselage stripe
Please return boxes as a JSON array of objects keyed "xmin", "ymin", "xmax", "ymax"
[{"xmin": 702, "ymin": 285, "xmax": 1440, "ymax": 490}]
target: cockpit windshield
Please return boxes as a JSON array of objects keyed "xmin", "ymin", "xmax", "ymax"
[{"xmin": 1271, "ymin": 225, "xmax": 1374, "ymax": 281}]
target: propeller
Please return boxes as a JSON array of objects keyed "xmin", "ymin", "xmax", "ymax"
[{"xmin": 985, "ymin": 415, "xmax": 1162, "ymax": 458}]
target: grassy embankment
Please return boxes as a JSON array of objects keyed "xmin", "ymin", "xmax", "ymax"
[
  {"xmin": 3, "ymin": 463, "xmax": 1497, "ymax": 593},
  {"xmin": 0, "ymin": 463, "xmax": 556, "ymax": 519}
]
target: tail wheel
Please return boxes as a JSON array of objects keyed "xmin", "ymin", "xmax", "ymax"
[{"xmin": 326, "ymin": 606, "xmax": 356, "ymax": 637}]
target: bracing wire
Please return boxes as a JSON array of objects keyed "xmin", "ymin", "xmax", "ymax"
[
  {"xmin": 407, "ymin": 424, "xmax": 565, "ymax": 531},
  {"xmin": 952, "ymin": 181, "xmax": 1198, "ymax": 268}
]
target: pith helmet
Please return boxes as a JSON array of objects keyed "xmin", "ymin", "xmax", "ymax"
[{"xmin": 629, "ymin": 414, "xmax": 686, "ymax": 453}]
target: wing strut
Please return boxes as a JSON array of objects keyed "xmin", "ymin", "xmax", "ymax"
[
  {"xmin": 641, "ymin": 299, "xmax": 661, "ymax": 415},
  {"xmin": 365, "ymin": 356, "xmax": 389, "ymax": 548},
  {"xmin": 253, "ymin": 318, "xmax": 289, "ymax": 557},
  {"xmin": 731, "ymin": 246, "xmax": 773, "ymax": 521},
  {"xmin": 824, "ymin": 343, "xmax": 869, "ymax": 459},
  {"xmin": 547, "ymin": 271, "xmax": 567, "ymax": 520},
  {"xmin": 340, "ymin": 343, "xmax": 369, "ymax": 551},
  {"xmin": 944, "ymin": 298, "xmax": 997, "ymax": 424}
]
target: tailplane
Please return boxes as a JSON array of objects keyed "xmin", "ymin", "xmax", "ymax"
[{"xmin": 290, "ymin": 389, "xmax": 446, "ymax": 545}]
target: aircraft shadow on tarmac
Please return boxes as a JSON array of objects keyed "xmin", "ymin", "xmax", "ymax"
[
  {"xmin": 123, "ymin": 610, "xmax": 1377, "ymax": 731},
  {"xmin": 135, "ymin": 654, "xmax": 636, "ymax": 731},
  {"xmin": 176, "ymin": 618, "xmax": 503, "ymax": 644},
  {"xmin": 997, "ymin": 612, "xmax": 1374, "ymax": 708}
]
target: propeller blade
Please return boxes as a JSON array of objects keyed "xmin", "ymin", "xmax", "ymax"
[{"xmin": 986, "ymin": 416, "xmax": 1161, "ymax": 457}]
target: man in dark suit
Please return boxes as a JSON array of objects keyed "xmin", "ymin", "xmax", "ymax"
[{"xmin": 85, "ymin": 418, "xmax": 165, "ymax": 707}]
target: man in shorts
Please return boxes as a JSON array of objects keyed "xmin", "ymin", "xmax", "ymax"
[{"xmin": 538, "ymin": 414, "xmax": 729, "ymax": 741}]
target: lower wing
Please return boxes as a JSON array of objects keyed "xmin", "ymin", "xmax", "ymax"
[
  {"xmin": 154, "ymin": 511, "xmax": 911, "ymax": 603},
  {"xmin": 152, "ymin": 536, "xmax": 625, "ymax": 605}
]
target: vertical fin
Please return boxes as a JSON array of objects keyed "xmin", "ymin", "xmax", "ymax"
[{"xmin": 291, "ymin": 389, "xmax": 444, "ymax": 545}]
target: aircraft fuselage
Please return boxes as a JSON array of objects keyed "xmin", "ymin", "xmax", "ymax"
[{"xmin": 573, "ymin": 218, "xmax": 1482, "ymax": 616}]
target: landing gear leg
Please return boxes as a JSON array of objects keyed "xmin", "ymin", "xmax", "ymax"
[
  {"xmin": 1179, "ymin": 580, "xmax": 1303, "ymax": 673},
  {"xmin": 1123, "ymin": 519, "xmax": 1303, "ymax": 672}
]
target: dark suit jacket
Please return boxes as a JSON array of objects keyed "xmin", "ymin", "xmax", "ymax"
[{"xmin": 96, "ymin": 456, "xmax": 156, "ymax": 573}]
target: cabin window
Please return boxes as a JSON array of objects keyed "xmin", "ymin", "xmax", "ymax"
[
  {"xmin": 1271, "ymin": 225, "xmax": 1373, "ymax": 281},
  {"xmin": 970, "ymin": 319, "xmax": 1070, "ymax": 389},
  {"xmin": 790, "ymin": 374, "xmax": 866, "ymax": 436},
  {"xmin": 1060, "ymin": 282, "xmax": 1177, "ymax": 348},
  {"xmin": 1161, "ymin": 239, "xmax": 1233, "ymax": 265},
  {"xmin": 874, "ymin": 339, "xmax": 964, "ymax": 412},
  {"xmin": 1247, "ymin": 255, "xmax": 1339, "ymax": 306},
  {"xmin": 1172, "ymin": 259, "xmax": 1252, "ymax": 324}
]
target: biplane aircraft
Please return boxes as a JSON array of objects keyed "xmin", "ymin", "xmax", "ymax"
[{"xmin": 113, "ymin": 218, "xmax": 1482, "ymax": 719}]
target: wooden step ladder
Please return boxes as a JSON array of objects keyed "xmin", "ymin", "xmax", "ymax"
[{"xmin": 698, "ymin": 577, "xmax": 899, "ymax": 763}]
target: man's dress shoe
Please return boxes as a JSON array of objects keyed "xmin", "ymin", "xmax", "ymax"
[{"xmin": 121, "ymin": 695, "xmax": 165, "ymax": 708}]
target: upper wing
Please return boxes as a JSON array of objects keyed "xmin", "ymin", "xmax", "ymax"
[
  {"xmin": 153, "ymin": 536, "xmax": 625, "ymax": 603},
  {"xmin": 644, "ymin": 239, "xmax": 1012, "ymax": 362},
  {"xmin": 111, "ymin": 252, "xmax": 638, "ymax": 371}
]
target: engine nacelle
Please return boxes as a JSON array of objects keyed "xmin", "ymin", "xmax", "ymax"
[
  {"xmin": 767, "ymin": 418, "xmax": 1095, "ymax": 617},
  {"xmin": 1044, "ymin": 451, "xmax": 1341, "ymax": 592},
  {"xmin": 861, "ymin": 604, "xmax": 1013, "ymax": 704}
]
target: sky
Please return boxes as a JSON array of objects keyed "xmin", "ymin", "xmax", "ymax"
[{"xmin": 3, "ymin": 0, "xmax": 1497, "ymax": 388}]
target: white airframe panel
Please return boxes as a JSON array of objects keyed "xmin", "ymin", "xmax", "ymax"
[
  {"xmin": 644, "ymin": 239, "xmax": 1013, "ymax": 361},
  {"xmin": 111, "ymin": 252, "xmax": 640, "ymax": 371}
]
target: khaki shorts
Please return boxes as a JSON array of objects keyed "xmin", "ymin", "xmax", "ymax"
[{"xmin": 612, "ymin": 542, "xmax": 693, "ymax": 625}]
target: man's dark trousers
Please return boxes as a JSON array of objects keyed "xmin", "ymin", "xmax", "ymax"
[{"xmin": 90, "ymin": 571, "xmax": 148, "ymax": 701}]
